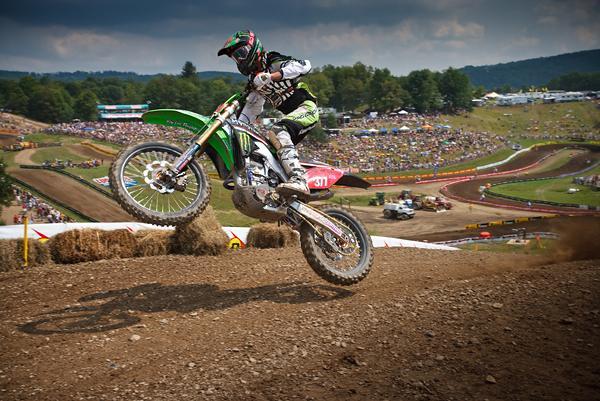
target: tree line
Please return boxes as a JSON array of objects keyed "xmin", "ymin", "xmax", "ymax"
[{"xmin": 0, "ymin": 61, "xmax": 476, "ymax": 123}]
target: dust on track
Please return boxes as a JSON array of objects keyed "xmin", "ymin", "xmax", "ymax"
[{"xmin": 0, "ymin": 248, "xmax": 598, "ymax": 401}]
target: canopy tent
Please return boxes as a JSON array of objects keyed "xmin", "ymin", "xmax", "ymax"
[
  {"xmin": 421, "ymin": 124, "xmax": 433, "ymax": 131},
  {"xmin": 391, "ymin": 127, "xmax": 399, "ymax": 134},
  {"xmin": 379, "ymin": 128, "xmax": 388, "ymax": 134},
  {"xmin": 399, "ymin": 125, "xmax": 410, "ymax": 132},
  {"xmin": 484, "ymin": 92, "xmax": 500, "ymax": 99},
  {"xmin": 368, "ymin": 128, "xmax": 378, "ymax": 134},
  {"xmin": 398, "ymin": 110, "xmax": 409, "ymax": 115}
]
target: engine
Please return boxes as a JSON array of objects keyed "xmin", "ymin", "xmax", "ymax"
[{"xmin": 231, "ymin": 157, "xmax": 285, "ymax": 221}]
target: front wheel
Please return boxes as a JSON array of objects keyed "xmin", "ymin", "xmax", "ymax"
[
  {"xmin": 299, "ymin": 205, "xmax": 374, "ymax": 286},
  {"xmin": 109, "ymin": 142, "xmax": 211, "ymax": 226}
]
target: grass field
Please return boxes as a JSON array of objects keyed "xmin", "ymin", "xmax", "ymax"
[{"xmin": 492, "ymin": 164, "xmax": 600, "ymax": 206}]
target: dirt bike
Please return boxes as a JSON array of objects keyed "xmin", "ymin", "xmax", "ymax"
[{"xmin": 109, "ymin": 90, "xmax": 374, "ymax": 285}]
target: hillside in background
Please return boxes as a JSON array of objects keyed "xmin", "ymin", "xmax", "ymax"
[
  {"xmin": 0, "ymin": 69, "xmax": 244, "ymax": 82},
  {"xmin": 461, "ymin": 49, "xmax": 600, "ymax": 89}
]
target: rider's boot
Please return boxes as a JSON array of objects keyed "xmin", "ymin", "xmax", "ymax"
[{"xmin": 277, "ymin": 145, "xmax": 310, "ymax": 197}]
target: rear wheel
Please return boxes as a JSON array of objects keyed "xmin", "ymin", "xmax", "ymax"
[
  {"xmin": 383, "ymin": 209, "xmax": 394, "ymax": 219},
  {"xmin": 300, "ymin": 205, "xmax": 374, "ymax": 286},
  {"xmin": 109, "ymin": 142, "xmax": 211, "ymax": 226},
  {"xmin": 399, "ymin": 213, "xmax": 411, "ymax": 220}
]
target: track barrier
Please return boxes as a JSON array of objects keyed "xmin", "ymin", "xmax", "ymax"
[
  {"xmin": 465, "ymin": 215, "xmax": 557, "ymax": 229},
  {"xmin": 0, "ymin": 222, "xmax": 459, "ymax": 251}
]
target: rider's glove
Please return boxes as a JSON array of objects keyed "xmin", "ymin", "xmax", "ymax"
[{"xmin": 253, "ymin": 72, "xmax": 272, "ymax": 89}]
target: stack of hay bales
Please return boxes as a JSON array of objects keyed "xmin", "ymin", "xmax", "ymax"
[
  {"xmin": 171, "ymin": 206, "xmax": 229, "ymax": 256},
  {"xmin": 246, "ymin": 223, "xmax": 299, "ymax": 249},
  {"xmin": 134, "ymin": 230, "xmax": 173, "ymax": 257},
  {"xmin": 49, "ymin": 228, "xmax": 137, "ymax": 264},
  {"xmin": 0, "ymin": 239, "xmax": 51, "ymax": 271}
]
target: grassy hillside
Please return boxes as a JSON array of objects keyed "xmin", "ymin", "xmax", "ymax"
[
  {"xmin": 461, "ymin": 49, "xmax": 600, "ymax": 88},
  {"xmin": 443, "ymin": 102, "xmax": 599, "ymax": 139}
]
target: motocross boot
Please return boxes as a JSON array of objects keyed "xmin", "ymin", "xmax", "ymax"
[{"xmin": 277, "ymin": 145, "xmax": 310, "ymax": 197}]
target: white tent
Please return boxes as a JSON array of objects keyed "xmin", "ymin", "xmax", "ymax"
[
  {"xmin": 484, "ymin": 92, "xmax": 500, "ymax": 99},
  {"xmin": 398, "ymin": 110, "xmax": 409, "ymax": 115},
  {"xmin": 399, "ymin": 125, "xmax": 410, "ymax": 132},
  {"xmin": 368, "ymin": 128, "xmax": 378, "ymax": 133}
]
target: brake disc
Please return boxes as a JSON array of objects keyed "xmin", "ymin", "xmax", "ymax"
[{"xmin": 143, "ymin": 160, "xmax": 175, "ymax": 194}]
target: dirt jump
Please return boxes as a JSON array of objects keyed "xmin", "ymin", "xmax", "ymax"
[{"xmin": 1, "ymin": 247, "xmax": 598, "ymax": 401}]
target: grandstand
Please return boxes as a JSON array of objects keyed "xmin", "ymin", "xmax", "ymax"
[{"xmin": 97, "ymin": 104, "xmax": 149, "ymax": 121}]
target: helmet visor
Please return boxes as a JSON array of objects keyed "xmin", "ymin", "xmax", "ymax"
[{"xmin": 230, "ymin": 45, "xmax": 251, "ymax": 64}]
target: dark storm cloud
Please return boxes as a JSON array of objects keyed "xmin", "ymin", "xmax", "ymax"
[
  {"xmin": 1, "ymin": 0, "xmax": 465, "ymax": 36},
  {"xmin": 0, "ymin": 0, "xmax": 598, "ymax": 74}
]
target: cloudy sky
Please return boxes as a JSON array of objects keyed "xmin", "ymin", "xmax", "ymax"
[{"xmin": 0, "ymin": 0, "xmax": 598, "ymax": 75}]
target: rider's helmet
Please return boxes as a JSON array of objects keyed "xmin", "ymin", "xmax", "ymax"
[{"xmin": 217, "ymin": 30, "xmax": 264, "ymax": 76}]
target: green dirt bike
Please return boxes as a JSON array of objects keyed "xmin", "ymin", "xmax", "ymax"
[{"xmin": 109, "ymin": 90, "xmax": 374, "ymax": 285}]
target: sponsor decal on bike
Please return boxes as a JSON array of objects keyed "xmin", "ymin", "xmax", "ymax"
[{"xmin": 293, "ymin": 203, "xmax": 344, "ymax": 238}]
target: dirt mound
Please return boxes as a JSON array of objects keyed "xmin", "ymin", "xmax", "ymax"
[
  {"xmin": 1, "ymin": 248, "xmax": 598, "ymax": 401},
  {"xmin": 246, "ymin": 223, "xmax": 299, "ymax": 248},
  {"xmin": 172, "ymin": 206, "xmax": 229, "ymax": 256}
]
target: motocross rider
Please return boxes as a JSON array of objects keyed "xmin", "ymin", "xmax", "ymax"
[{"xmin": 217, "ymin": 30, "xmax": 318, "ymax": 196}]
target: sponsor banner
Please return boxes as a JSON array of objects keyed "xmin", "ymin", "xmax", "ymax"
[
  {"xmin": 93, "ymin": 176, "xmax": 138, "ymax": 188},
  {"xmin": 0, "ymin": 223, "xmax": 458, "ymax": 251}
]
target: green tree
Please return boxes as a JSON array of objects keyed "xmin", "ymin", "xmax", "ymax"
[
  {"xmin": 74, "ymin": 90, "xmax": 99, "ymax": 120},
  {"xmin": 27, "ymin": 86, "xmax": 73, "ymax": 123},
  {"xmin": 302, "ymin": 71, "xmax": 334, "ymax": 105},
  {"xmin": 0, "ymin": 159, "xmax": 14, "ymax": 217},
  {"xmin": 181, "ymin": 61, "xmax": 198, "ymax": 79},
  {"xmin": 406, "ymin": 69, "xmax": 442, "ymax": 113},
  {"xmin": 145, "ymin": 75, "xmax": 181, "ymax": 109},
  {"xmin": 4, "ymin": 84, "xmax": 30, "ymax": 115},
  {"xmin": 101, "ymin": 85, "xmax": 124, "ymax": 104},
  {"xmin": 368, "ymin": 68, "xmax": 411, "ymax": 112},
  {"xmin": 439, "ymin": 67, "xmax": 473, "ymax": 113}
]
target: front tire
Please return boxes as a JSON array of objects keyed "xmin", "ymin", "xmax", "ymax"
[
  {"xmin": 109, "ymin": 142, "xmax": 211, "ymax": 226},
  {"xmin": 300, "ymin": 205, "xmax": 374, "ymax": 286}
]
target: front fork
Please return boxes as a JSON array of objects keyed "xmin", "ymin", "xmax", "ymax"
[{"xmin": 170, "ymin": 100, "xmax": 241, "ymax": 175}]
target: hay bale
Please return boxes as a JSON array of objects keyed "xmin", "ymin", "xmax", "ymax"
[
  {"xmin": 246, "ymin": 223, "xmax": 299, "ymax": 249},
  {"xmin": 0, "ymin": 239, "xmax": 51, "ymax": 271},
  {"xmin": 0, "ymin": 240, "xmax": 21, "ymax": 271},
  {"xmin": 172, "ymin": 206, "xmax": 228, "ymax": 256},
  {"xmin": 134, "ymin": 230, "xmax": 173, "ymax": 257},
  {"xmin": 102, "ymin": 229, "xmax": 137, "ymax": 259},
  {"xmin": 49, "ymin": 229, "xmax": 109, "ymax": 264}
]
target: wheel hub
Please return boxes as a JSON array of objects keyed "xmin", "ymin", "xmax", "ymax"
[{"xmin": 143, "ymin": 160, "xmax": 175, "ymax": 194}]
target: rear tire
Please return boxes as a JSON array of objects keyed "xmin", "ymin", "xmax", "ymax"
[
  {"xmin": 109, "ymin": 142, "xmax": 211, "ymax": 226},
  {"xmin": 300, "ymin": 205, "xmax": 374, "ymax": 286}
]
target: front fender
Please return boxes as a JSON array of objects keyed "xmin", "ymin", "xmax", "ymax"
[{"xmin": 142, "ymin": 109, "xmax": 234, "ymax": 175}]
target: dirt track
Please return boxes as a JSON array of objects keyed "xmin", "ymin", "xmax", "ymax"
[
  {"xmin": 9, "ymin": 168, "xmax": 131, "ymax": 221},
  {"xmin": 1, "ymin": 248, "xmax": 598, "ymax": 401},
  {"xmin": 446, "ymin": 145, "xmax": 600, "ymax": 213}
]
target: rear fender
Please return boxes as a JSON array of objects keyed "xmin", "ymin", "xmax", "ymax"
[{"xmin": 306, "ymin": 167, "xmax": 371, "ymax": 189}]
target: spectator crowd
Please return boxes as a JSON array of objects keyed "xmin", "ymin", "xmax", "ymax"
[
  {"xmin": 11, "ymin": 186, "xmax": 73, "ymax": 224},
  {"xmin": 43, "ymin": 110, "xmax": 599, "ymax": 174},
  {"xmin": 45, "ymin": 121, "xmax": 192, "ymax": 145}
]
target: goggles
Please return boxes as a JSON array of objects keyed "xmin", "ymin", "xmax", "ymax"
[{"xmin": 230, "ymin": 45, "xmax": 251, "ymax": 64}]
